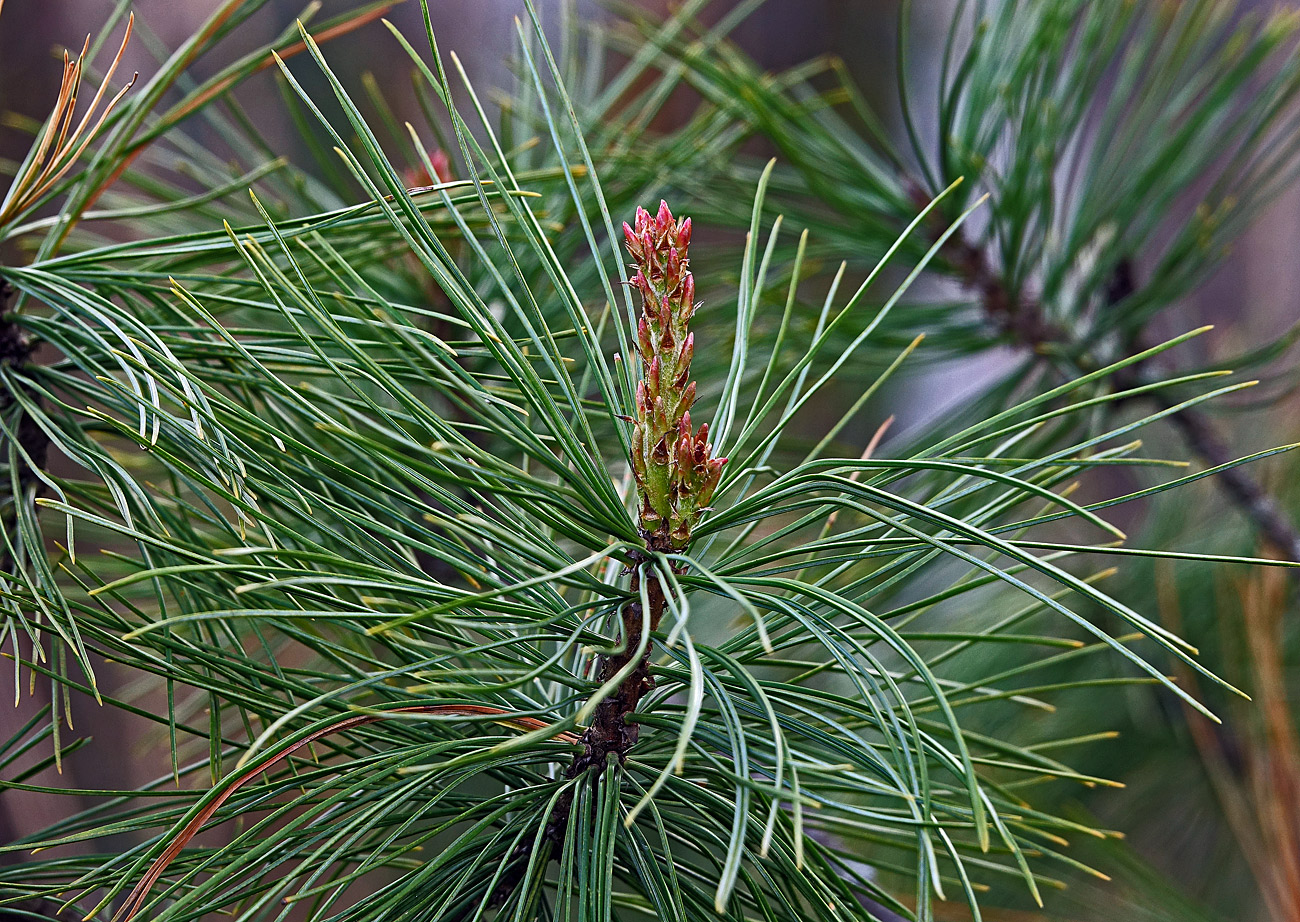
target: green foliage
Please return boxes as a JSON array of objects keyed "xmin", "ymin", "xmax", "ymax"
[
  {"xmin": 654, "ymin": 0, "xmax": 1300, "ymax": 378},
  {"xmin": 0, "ymin": 2, "xmax": 1297, "ymax": 922}
]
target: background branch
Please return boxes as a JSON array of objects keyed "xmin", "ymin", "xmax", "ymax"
[{"xmin": 929, "ymin": 212, "xmax": 1300, "ymax": 571}]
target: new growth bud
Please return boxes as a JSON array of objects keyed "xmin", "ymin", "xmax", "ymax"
[{"xmin": 624, "ymin": 201, "xmax": 726, "ymax": 549}]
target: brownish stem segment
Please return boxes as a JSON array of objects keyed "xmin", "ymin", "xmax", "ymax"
[
  {"xmin": 567, "ymin": 552, "xmax": 666, "ymax": 773},
  {"xmin": 944, "ymin": 227, "xmax": 1064, "ymax": 351},
  {"xmin": 489, "ymin": 547, "xmax": 676, "ymax": 910}
]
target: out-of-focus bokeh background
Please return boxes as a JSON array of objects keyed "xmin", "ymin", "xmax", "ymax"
[{"xmin": 3, "ymin": 2, "xmax": 1299, "ymax": 919}]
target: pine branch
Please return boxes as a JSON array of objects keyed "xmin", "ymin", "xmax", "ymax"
[
  {"xmin": 913, "ymin": 182, "xmax": 1300, "ymax": 571},
  {"xmin": 9, "ymin": 7, "xmax": 1298, "ymax": 918},
  {"xmin": 494, "ymin": 202, "xmax": 716, "ymax": 907}
]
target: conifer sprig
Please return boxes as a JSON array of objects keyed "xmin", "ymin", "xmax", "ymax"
[{"xmin": 1, "ymin": 5, "xmax": 1298, "ymax": 921}]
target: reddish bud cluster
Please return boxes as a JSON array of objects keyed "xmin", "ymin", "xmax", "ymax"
[
  {"xmin": 624, "ymin": 201, "xmax": 725, "ymax": 548},
  {"xmin": 402, "ymin": 149, "xmax": 453, "ymax": 189}
]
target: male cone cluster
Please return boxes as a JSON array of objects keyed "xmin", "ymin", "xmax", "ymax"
[{"xmin": 624, "ymin": 201, "xmax": 725, "ymax": 549}]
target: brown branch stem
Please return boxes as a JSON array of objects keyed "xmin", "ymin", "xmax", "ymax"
[
  {"xmin": 566, "ymin": 551, "xmax": 667, "ymax": 774},
  {"xmin": 488, "ymin": 546, "xmax": 676, "ymax": 910}
]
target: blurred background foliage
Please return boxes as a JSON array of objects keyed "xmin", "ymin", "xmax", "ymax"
[{"xmin": 2, "ymin": 1, "xmax": 1300, "ymax": 920}]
